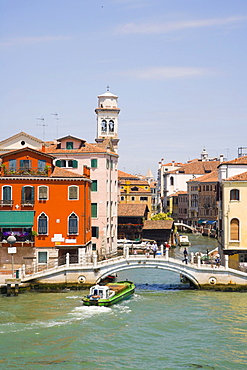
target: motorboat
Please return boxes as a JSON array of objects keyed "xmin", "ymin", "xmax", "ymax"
[{"xmin": 82, "ymin": 280, "xmax": 135, "ymax": 306}]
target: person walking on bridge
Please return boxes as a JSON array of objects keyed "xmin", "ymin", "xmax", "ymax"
[{"xmin": 183, "ymin": 248, "xmax": 188, "ymax": 264}]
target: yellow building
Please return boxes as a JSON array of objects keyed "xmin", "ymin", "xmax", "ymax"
[
  {"xmin": 118, "ymin": 170, "xmax": 152, "ymax": 219},
  {"xmin": 220, "ymin": 171, "xmax": 247, "ymax": 269}
]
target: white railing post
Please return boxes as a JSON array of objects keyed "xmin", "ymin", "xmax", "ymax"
[
  {"xmin": 125, "ymin": 245, "xmax": 129, "ymax": 259},
  {"xmin": 160, "ymin": 244, "xmax": 164, "ymax": 256},
  {"xmin": 93, "ymin": 252, "xmax": 97, "ymax": 268},
  {"xmin": 66, "ymin": 253, "xmax": 70, "ymax": 268},
  {"xmin": 33, "ymin": 260, "xmax": 36, "ymax": 273},
  {"xmin": 225, "ymin": 254, "xmax": 229, "ymax": 269},
  {"xmin": 190, "ymin": 252, "xmax": 194, "ymax": 265},
  {"xmin": 197, "ymin": 254, "xmax": 201, "ymax": 268},
  {"xmin": 165, "ymin": 247, "xmax": 169, "ymax": 261}
]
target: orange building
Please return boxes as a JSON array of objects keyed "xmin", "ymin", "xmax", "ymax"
[{"xmin": 0, "ymin": 147, "xmax": 91, "ymax": 271}]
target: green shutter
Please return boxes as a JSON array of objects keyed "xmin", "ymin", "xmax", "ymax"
[
  {"xmin": 91, "ymin": 180, "xmax": 97, "ymax": 192},
  {"xmin": 91, "ymin": 203, "xmax": 97, "ymax": 218},
  {"xmin": 55, "ymin": 160, "xmax": 61, "ymax": 167},
  {"xmin": 72, "ymin": 160, "xmax": 78, "ymax": 168},
  {"xmin": 91, "ymin": 159, "xmax": 98, "ymax": 168}
]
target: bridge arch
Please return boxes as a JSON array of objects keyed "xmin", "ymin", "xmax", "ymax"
[
  {"xmin": 96, "ymin": 259, "xmax": 200, "ymax": 288},
  {"xmin": 174, "ymin": 223, "xmax": 195, "ymax": 232}
]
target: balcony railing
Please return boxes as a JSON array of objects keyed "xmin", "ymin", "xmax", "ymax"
[
  {"xmin": 21, "ymin": 200, "xmax": 35, "ymax": 207},
  {"xmin": 2, "ymin": 167, "xmax": 49, "ymax": 177},
  {"xmin": 0, "ymin": 200, "xmax": 13, "ymax": 206}
]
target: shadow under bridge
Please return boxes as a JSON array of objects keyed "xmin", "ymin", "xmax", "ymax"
[{"xmin": 96, "ymin": 256, "xmax": 200, "ymax": 288}]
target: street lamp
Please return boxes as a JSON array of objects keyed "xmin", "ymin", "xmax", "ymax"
[{"xmin": 7, "ymin": 235, "xmax": 17, "ymax": 278}]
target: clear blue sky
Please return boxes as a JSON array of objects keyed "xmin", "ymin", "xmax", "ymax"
[{"xmin": 1, "ymin": 0, "xmax": 247, "ymax": 177}]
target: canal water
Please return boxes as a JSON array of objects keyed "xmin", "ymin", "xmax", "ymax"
[{"xmin": 0, "ymin": 235, "xmax": 247, "ymax": 370}]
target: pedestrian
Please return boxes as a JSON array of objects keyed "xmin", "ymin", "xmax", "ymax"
[
  {"xmin": 183, "ymin": 248, "xmax": 188, "ymax": 264},
  {"xmin": 215, "ymin": 255, "xmax": 220, "ymax": 267},
  {"xmin": 152, "ymin": 242, "xmax": 157, "ymax": 258}
]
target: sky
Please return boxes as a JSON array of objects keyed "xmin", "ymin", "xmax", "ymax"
[{"xmin": 1, "ymin": 0, "xmax": 247, "ymax": 177}]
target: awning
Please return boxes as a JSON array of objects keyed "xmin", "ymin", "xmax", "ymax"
[
  {"xmin": 206, "ymin": 220, "xmax": 216, "ymax": 225},
  {"xmin": 0, "ymin": 211, "xmax": 34, "ymax": 228},
  {"xmin": 198, "ymin": 220, "xmax": 207, "ymax": 224}
]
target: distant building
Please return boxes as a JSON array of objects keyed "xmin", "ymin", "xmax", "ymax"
[
  {"xmin": 118, "ymin": 170, "xmax": 152, "ymax": 218},
  {"xmin": 218, "ymin": 156, "xmax": 247, "ymax": 268},
  {"xmin": 118, "ymin": 203, "xmax": 149, "ymax": 240}
]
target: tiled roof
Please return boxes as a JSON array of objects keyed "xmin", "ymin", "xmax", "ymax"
[
  {"xmin": 118, "ymin": 170, "xmax": 140, "ymax": 179},
  {"xmin": 169, "ymin": 160, "xmax": 219, "ymax": 175},
  {"xmin": 188, "ymin": 170, "xmax": 218, "ymax": 183},
  {"xmin": 225, "ymin": 171, "xmax": 247, "ymax": 181},
  {"xmin": 170, "ymin": 191, "xmax": 187, "ymax": 197},
  {"xmin": 143, "ymin": 220, "xmax": 173, "ymax": 230},
  {"xmin": 221, "ymin": 156, "xmax": 247, "ymax": 165},
  {"xmin": 50, "ymin": 166, "xmax": 86, "ymax": 178},
  {"xmin": 0, "ymin": 147, "xmax": 54, "ymax": 159},
  {"xmin": 118, "ymin": 203, "xmax": 149, "ymax": 217},
  {"xmin": 45, "ymin": 141, "xmax": 117, "ymax": 156}
]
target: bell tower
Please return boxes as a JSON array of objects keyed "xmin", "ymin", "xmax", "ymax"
[{"xmin": 95, "ymin": 88, "xmax": 120, "ymax": 151}]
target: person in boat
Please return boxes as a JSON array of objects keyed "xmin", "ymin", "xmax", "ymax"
[{"xmin": 183, "ymin": 248, "xmax": 188, "ymax": 264}]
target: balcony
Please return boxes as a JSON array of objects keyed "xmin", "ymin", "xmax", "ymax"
[
  {"xmin": 0, "ymin": 200, "xmax": 13, "ymax": 207},
  {"xmin": 1, "ymin": 166, "xmax": 50, "ymax": 177},
  {"xmin": 21, "ymin": 200, "xmax": 35, "ymax": 207}
]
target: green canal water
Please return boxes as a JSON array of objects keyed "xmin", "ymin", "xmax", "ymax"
[{"xmin": 0, "ymin": 235, "xmax": 247, "ymax": 370}]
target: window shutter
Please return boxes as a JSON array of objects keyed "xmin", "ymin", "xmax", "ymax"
[
  {"xmin": 3, "ymin": 186, "xmax": 11, "ymax": 200},
  {"xmin": 91, "ymin": 203, "xmax": 97, "ymax": 218},
  {"xmin": 55, "ymin": 160, "xmax": 61, "ymax": 167},
  {"xmin": 31, "ymin": 187, "xmax": 35, "ymax": 201},
  {"xmin": 69, "ymin": 186, "xmax": 78, "ymax": 200},
  {"xmin": 230, "ymin": 219, "xmax": 239, "ymax": 240},
  {"xmin": 72, "ymin": 160, "xmax": 78, "ymax": 168}
]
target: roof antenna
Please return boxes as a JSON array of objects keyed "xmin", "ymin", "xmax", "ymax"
[
  {"xmin": 51, "ymin": 113, "xmax": 59, "ymax": 138},
  {"xmin": 36, "ymin": 117, "xmax": 47, "ymax": 141},
  {"xmin": 106, "ymin": 85, "xmax": 110, "ymax": 92}
]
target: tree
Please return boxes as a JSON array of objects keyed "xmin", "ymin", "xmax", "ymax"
[{"xmin": 151, "ymin": 213, "xmax": 173, "ymax": 221}]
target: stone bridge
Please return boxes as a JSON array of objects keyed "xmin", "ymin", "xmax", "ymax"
[{"xmin": 19, "ymin": 248, "xmax": 247, "ymax": 289}]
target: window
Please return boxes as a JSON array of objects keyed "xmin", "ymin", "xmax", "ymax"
[
  {"xmin": 101, "ymin": 120, "xmax": 107, "ymax": 132},
  {"xmin": 91, "ymin": 203, "xmax": 97, "ymax": 218},
  {"xmin": 2, "ymin": 186, "xmax": 12, "ymax": 204},
  {"xmin": 230, "ymin": 189, "xmax": 240, "ymax": 201},
  {"xmin": 38, "ymin": 159, "xmax": 46, "ymax": 171},
  {"xmin": 140, "ymin": 196, "xmax": 148, "ymax": 201},
  {"xmin": 121, "ymin": 196, "xmax": 125, "ymax": 201},
  {"xmin": 91, "ymin": 159, "xmax": 98, "ymax": 168},
  {"xmin": 22, "ymin": 186, "xmax": 34, "ymax": 205},
  {"xmin": 38, "ymin": 251, "xmax": 47, "ymax": 264},
  {"xmin": 92, "ymin": 226, "xmax": 99, "ymax": 238},
  {"xmin": 92, "ymin": 243, "xmax": 97, "ymax": 251},
  {"xmin": 131, "ymin": 196, "xmax": 135, "ymax": 201},
  {"xmin": 68, "ymin": 213, "xmax": 78, "ymax": 234},
  {"xmin": 91, "ymin": 180, "xmax": 98, "ymax": 192},
  {"xmin": 68, "ymin": 160, "xmax": 78, "ymax": 168},
  {"xmin": 230, "ymin": 218, "xmax": 239, "ymax": 241},
  {"xmin": 109, "ymin": 120, "xmax": 114, "ymax": 132},
  {"xmin": 170, "ymin": 177, "xmax": 174, "ymax": 186},
  {"xmin": 66, "ymin": 142, "xmax": 74, "ymax": 149},
  {"xmin": 20, "ymin": 159, "xmax": 31, "ymax": 169},
  {"xmin": 9, "ymin": 159, "xmax": 16, "ymax": 171},
  {"xmin": 38, "ymin": 186, "xmax": 48, "ymax": 200},
  {"xmin": 38, "ymin": 213, "xmax": 48, "ymax": 234},
  {"xmin": 69, "ymin": 186, "xmax": 78, "ymax": 200}
]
